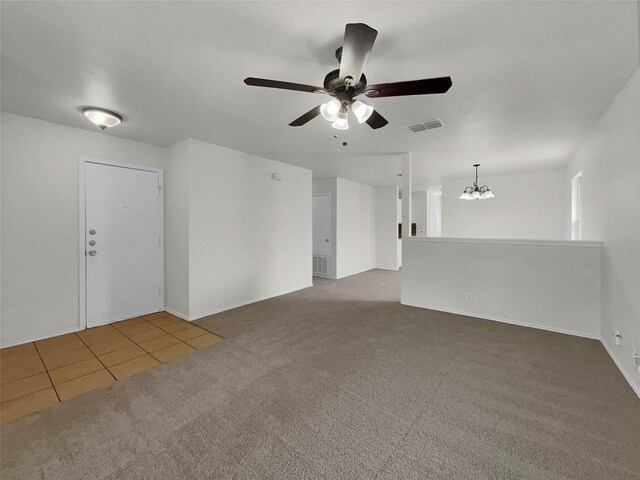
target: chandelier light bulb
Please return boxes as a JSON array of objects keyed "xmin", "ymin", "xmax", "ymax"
[{"xmin": 481, "ymin": 189, "xmax": 495, "ymax": 199}]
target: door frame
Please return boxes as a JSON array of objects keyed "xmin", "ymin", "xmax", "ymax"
[
  {"xmin": 312, "ymin": 192, "xmax": 334, "ymax": 278},
  {"xmin": 78, "ymin": 156, "xmax": 164, "ymax": 330}
]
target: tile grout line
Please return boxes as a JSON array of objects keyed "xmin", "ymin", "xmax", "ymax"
[
  {"xmin": 0, "ymin": 371, "xmax": 55, "ymax": 404},
  {"xmin": 74, "ymin": 331, "xmax": 118, "ymax": 382},
  {"xmin": 1, "ymin": 313, "xmax": 224, "ymax": 424},
  {"xmin": 161, "ymin": 319, "xmax": 218, "ymax": 346},
  {"xmin": 32, "ymin": 341, "xmax": 61, "ymax": 402}
]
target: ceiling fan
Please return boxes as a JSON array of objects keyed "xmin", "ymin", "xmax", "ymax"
[{"xmin": 244, "ymin": 23, "xmax": 452, "ymax": 130}]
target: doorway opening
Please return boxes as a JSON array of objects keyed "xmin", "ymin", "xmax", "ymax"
[{"xmin": 312, "ymin": 193, "xmax": 332, "ymax": 277}]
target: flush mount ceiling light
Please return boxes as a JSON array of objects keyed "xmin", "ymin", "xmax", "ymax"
[
  {"xmin": 82, "ymin": 107, "xmax": 123, "ymax": 130},
  {"xmin": 460, "ymin": 164, "xmax": 495, "ymax": 200}
]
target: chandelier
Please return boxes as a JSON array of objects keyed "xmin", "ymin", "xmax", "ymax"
[{"xmin": 459, "ymin": 164, "xmax": 494, "ymax": 200}]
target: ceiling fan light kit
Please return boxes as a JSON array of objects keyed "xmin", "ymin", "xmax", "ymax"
[
  {"xmin": 332, "ymin": 107, "xmax": 349, "ymax": 130},
  {"xmin": 460, "ymin": 164, "xmax": 495, "ymax": 200},
  {"xmin": 244, "ymin": 23, "xmax": 452, "ymax": 131}
]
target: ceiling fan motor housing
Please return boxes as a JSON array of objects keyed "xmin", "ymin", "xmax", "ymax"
[{"xmin": 323, "ymin": 69, "xmax": 367, "ymax": 99}]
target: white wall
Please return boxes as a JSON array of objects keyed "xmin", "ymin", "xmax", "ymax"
[
  {"xmin": 186, "ymin": 139, "xmax": 312, "ymax": 319},
  {"xmin": 375, "ymin": 186, "xmax": 399, "ymax": 270},
  {"xmin": 164, "ymin": 140, "xmax": 190, "ymax": 317},
  {"xmin": 397, "ymin": 198, "xmax": 402, "ymax": 268},
  {"xmin": 0, "ymin": 113, "xmax": 167, "ymax": 347},
  {"xmin": 426, "ymin": 190, "xmax": 442, "ymax": 237},
  {"xmin": 411, "ymin": 191, "xmax": 428, "ymax": 236},
  {"xmin": 402, "ymin": 238, "xmax": 602, "ymax": 338},
  {"xmin": 336, "ymin": 178, "xmax": 376, "ymax": 279},
  {"xmin": 442, "ymin": 168, "xmax": 567, "ymax": 240},
  {"xmin": 565, "ymin": 69, "xmax": 640, "ymax": 395},
  {"xmin": 312, "ymin": 178, "xmax": 338, "ymax": 278}
]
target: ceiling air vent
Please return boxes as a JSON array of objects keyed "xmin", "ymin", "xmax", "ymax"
[{"xmin": 407, "ymin": 119, "xmax": 443, "ymax": 133}]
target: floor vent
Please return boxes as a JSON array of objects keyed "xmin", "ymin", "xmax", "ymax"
[
  {"xmin": 407, "ymin": 119, "xmax": 443, "ymax": 133},
  {"xmin": 313, "ymin": 255, "xmax": 329, "ymax": 275}
]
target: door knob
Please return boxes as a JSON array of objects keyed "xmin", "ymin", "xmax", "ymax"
[{"xmin": 88, "ymin": 250, "xmax": 98, "ymax": 256}]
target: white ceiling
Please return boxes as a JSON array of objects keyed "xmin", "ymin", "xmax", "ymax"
[{"xmin": 1, "ymin": 1, "xmax": 638, "ymax": 189}]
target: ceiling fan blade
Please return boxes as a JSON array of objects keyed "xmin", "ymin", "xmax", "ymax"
[
  {"xmin": 244, "ymin": 77, "xmax": 326, "ymax": 94},
  {"xmin": 338, "ymin": 23, "xmax": 378, "ymax": 85},
  {"xmin": 364, "ymin": 77, "xmax": 452, "ymax": 98},
  {"xmin": 365, "ymin": 109, "xmax": 389, "ymax": 129},
  {"xmin": 289, "ymin": 105, "xmax": 322, "ymax": 127}
]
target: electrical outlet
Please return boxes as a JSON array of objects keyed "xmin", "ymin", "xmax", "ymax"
[{"xmin": 466, "ymin": 293, "xmax": 473, "ymax": 302}]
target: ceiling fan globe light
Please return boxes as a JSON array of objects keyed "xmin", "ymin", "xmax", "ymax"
[
  {"xmin": 332, "ymin": 110, "xmax": 349, "ymax": 130},
  {"xmin": 351, "ymin": 100, "xmax": 373, "ymax": 123},
  {"xmin": 326, "ymin": 99, "xmax": 341, "ymax": 116},
  {"xmin": 320, "ymin": 103, "xmax": 337, "ymax": 121}
]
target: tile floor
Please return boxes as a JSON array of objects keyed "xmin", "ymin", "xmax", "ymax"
[{"xmin": 0, "ymin": 312, "xmax": 223, "ymax": 425}]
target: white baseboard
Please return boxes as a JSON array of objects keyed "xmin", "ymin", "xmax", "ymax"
[
  {"xmin": 163, "ymin": 307, "xmax": 189, "ymax": 321},
  {"xmin": 400, "ymin": 300, "xmax": 599, "ymax": 340},
  {"xmin": 601, "ymin": 340, "xmax": 640, "ymax": 398},
  {"xmin": 313, "ymin": 274, "xmax": 337, "ymax": 280},
  {"xmin": 335, "ymin": 267, "xmax": 376, "ymax": 280},
  {"xmin": 187, "ymin": 284, "xmax": 314, "ymax": 321},
  {"xmin": 0, "ymin": 326, "xmax": 83, "ymax": 349}
]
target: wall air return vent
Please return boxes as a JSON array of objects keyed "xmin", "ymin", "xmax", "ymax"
[
  {"xmin": 313, "ymin": 255, "xmax": 329, "ymax": 275},
  {"xmin": 407, "ymin": 119, "xmax": 443, "ymax": 133}
]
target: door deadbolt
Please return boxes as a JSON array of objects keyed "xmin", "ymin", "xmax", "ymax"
[
  {"xmin": 88, "ymin": 240, "xmax": 96, "ymax": 246},
  {"xmin": 88, "ymin": 250, "xmax": 98, "ymax": 256},
  {"xmin": 89, "ymin": 229, "xmax": 96, "ymax": 235}
]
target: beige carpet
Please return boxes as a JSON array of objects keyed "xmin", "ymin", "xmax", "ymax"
[{"xmin": 1, "ymin": 269, "xmax": 639, "ymax": 479}]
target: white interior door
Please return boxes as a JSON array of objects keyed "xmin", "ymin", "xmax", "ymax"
[
  {"xmin": 85, "ymin": 162, "xmax": 163, "ymax": 327},
  {"xmin": 313, "ymin": 194, "xmax": 331, "ymax": 256}
]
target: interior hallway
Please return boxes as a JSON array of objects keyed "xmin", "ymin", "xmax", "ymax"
[{"xmin": 2, "ymin": 270, "xmax": 639, "ymax": 479}]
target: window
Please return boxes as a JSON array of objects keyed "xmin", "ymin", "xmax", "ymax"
[{"xmin": 571, "ymin": 172, "xmax": 582, "ymax": 240}]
